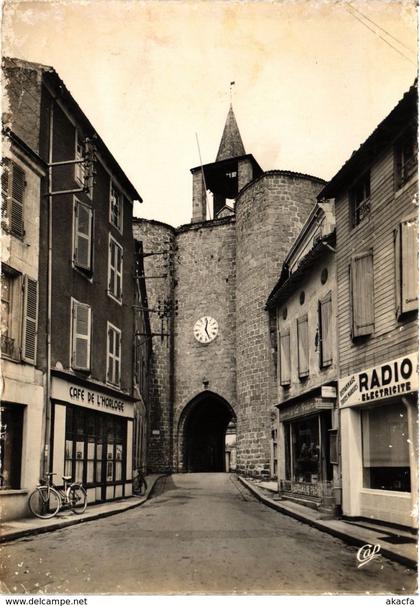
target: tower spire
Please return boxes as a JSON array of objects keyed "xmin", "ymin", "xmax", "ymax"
[{"xmin": 216, "ymin": 103, "xmax": 246, "ymax": 162}]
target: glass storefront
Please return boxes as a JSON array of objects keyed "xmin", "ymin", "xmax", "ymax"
[
  {"xmin": 64, "ymin": 405, "xmax": 127, "ymax": 501},
  {"xmin": 283, "ymin": 411, "xmax": 333, "ymax": 489},
  {"xmin": 362, "ymin": 401, "xmax": 411, "ymax": 492},
  {"xmin": 291, "ymin": 416, "xmax": 320, "ymax": 483},
  {"xmin": 0, "ymin": 404, "xmax": 23, "ymax": 489}
]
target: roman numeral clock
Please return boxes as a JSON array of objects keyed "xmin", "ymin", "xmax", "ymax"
[{"xmin": 193, "ymin": 316, "xmax": 219, "ymax": 344}]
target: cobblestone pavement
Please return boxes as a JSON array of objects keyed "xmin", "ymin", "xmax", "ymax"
[{"xmin": 0, "ymin": 473, "xmax": 416, "ymax": 595}]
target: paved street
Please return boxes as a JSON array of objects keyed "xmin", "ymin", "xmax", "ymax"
[{"xmin": 0, "ymin": 474, "xmax": 416, "ymax": 595}]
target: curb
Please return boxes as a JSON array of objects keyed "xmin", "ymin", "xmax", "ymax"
[
  {"xmin": 0, "ymin": 474, "xmax": 167, "ymax": 545},
  {"xmin": 237, "ymin": 475, "xmax": 417, "ymax": 570}
]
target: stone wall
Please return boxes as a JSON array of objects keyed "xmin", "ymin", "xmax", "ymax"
[
  {"xmin": 132, "ymin": 219, "xmax": 176, "ymax": 472},
  {"xmin": 173, "ymin": 216, "xmax": 237, "ymax": 470},
  {"xmin": 235, "ymin": 171, "xmax": 325, "ymax": 477}
]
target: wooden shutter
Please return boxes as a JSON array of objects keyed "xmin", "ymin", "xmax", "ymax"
[
  {"xmin": 109, "ymin": 237, "xmax": 122, "ymax": 300},
  {"xmin": 351, "ymin": 251, "xmax": 374, "ymax": 337},
  {"xmin": 22, "ymin": 276, "xmax": 38, "ymax": 364},
  {"xmin": 72, "ymin": 301, "xmax": 91, "ymax": 370},
  {"xmin": 74, "ymin": 201, "xmax": 92, "ymax": 270},
  {"xmin": 1, "ymin": 160, "xmax": 10, "ymax": 229},
  {"xmin": 116, "ymin": 245, "xmax": 122, "ymax": 299},
  {"xmin": 10, "ymin": 162, "xmax": 25, "ymax": 237},
  {"xmin": 319, "ymin": 292, "xmax": 333, "ymax": 367},
  {"xmin": 107, "ymin": 325, "xmax": 114, "ymax": 383},
  {"xmin": 279, "ymin": 329, "xmax": 291, "ymax": 386},
  {"xmin": 297, "ymin": 315, "xmax": 309, "ymax": 378},
  {"xmin": 115, "ymin": 330, "xmax": 121, "ymax": 384},
  {"xmin": 400, "ymin": 217, "xmax": 418, "ymax": 314}
]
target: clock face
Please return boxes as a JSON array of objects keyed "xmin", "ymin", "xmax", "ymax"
[{"xmin": 193, "ymin": 316, "xmax": 218, "ymax": 344}]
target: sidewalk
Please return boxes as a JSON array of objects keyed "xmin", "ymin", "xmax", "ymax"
[
  {"xmin": 0, "ymin": 474, "xmax": 165, "ymax": 545},
  {"xmin": 238, "ymin": 476, "xmax": 418, "ymax": 570}
]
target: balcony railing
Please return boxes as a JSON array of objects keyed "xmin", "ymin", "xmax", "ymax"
[{"xmin": 1, "ymin": 335, "xmax": 15, "ymax": 358}]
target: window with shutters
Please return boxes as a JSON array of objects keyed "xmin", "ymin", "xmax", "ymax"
[
  {"xmin": 350, "ymin": 251, "xmax": 374, "ymax": 338},
  {"xmin": 0, "ymin": 268, "xmax": 29, "ymax": 362},
  {"xmin": 278, "ymin": 328, "xmax": 291, "ymax": 386},
  {"xmin": 73, "ymin": 199, "xmax": 93, "ymax": 273},
  {"xmin": 350, "ymin": 173, "xmax": 371, "ymax": 227},
  {"xmin": 297, "ymin": 315, "xmax": 309, "ymax": 379},
  {"xmin": 107, "ymin": 322, "xmax": 121, "ymax": 387},
  {"xmin": 1, "ymin": 159, "xmax": 25, "ymax": 238},
  {"xmin": 110, "ymin": 183, "xmax": 123, "ymax": 232},
  {"xmin": 394, "ymin": 126, "xmax": 417, "ymax": 190},
  {"xmin": 71, "ymin": 299, "xmax": 91, "ymax": 371},
  {"xmin": 319, "ymin": 292, "xmax": 333, "ymax": 368},
  {"xmin": 108, "ymin": 235, "xmax": 123, "ymax": 303},
  {"xmin": 395, "ymin": 216, "xmax": 418, "ymax": 317}
]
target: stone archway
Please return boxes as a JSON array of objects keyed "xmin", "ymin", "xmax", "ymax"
[{"xmin": 179, "ymin": 392, "xmax": 236, "ymax": 472}]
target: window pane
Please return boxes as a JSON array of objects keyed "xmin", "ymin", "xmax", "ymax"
[
  {"xmin": 1, "ymin": 274, "xmax": 11, "ymax": 337},
  {"xmin": 76, "ymin": 440, "xmax": 85, "ymax": 461},
  {"xmin": 75, "ymin": 460, "xmax": 83, "ymax": 483},
  {"xmin": 78, "ymin": 204, "xmax": 90, "ymax": 235},
  {"xmin": 64, "ymin": 459, "xmax": 73, "ymax": 477},
  {"xmin": 96, "ymin": 461, "xmax": 102, "ymax": 482},
  {"xmin": 362, "ymin": 403, "xmax": 410, "ymax": 492},
  {"xmin": 106, "ymin": 460, "xmax": 114, "ymax": 481},
  {"xmin": 76, "ymin": 305, "xmax": 89, "ymax": 336},
  {"xmin": 65, "ymin": 439, "xmax": 73, "ymax": 459},
  {"xmin": 292, "ymin": 416, "xmax": 319, "ymax": 483},
  {"xmin": 87, "ymin": 442, "xmax": 95, "ymax": 459},
  {"xmin": 87, "ymin": 461, "xmax": 94, "ymax": 483}
]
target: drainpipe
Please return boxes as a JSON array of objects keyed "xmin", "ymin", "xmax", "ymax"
[{"xmin": 41, "ymin": 98, "xmax": 54, "ymax": 479}]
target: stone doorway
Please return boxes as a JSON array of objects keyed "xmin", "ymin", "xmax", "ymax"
[{"xmin": 181, "ymin": 392, "xmax": 236, "ymax": 472}]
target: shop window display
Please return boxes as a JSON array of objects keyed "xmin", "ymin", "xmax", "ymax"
[
  {"xmin": 0, "ymin": 404, "xmax": 23, "ymax": 489},
  {"xmin": 292, "ymin": 416, "xmax": 320, "ymax": 483},
  {"xmin": 63, "ymin": 405, "xmax": 127, "ymax": 500},
  {"xmin": 362, "ymin": 402, "xmax": 411, "ymax": 492}
]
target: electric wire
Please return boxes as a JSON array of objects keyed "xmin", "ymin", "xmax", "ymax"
[
  {"xmin": 347, "ymin": 2, "xmax": 416, "ymax": 55},
  {"xmin": 344, "ymin": 4, "xmax": 417, "ymax": 66}
]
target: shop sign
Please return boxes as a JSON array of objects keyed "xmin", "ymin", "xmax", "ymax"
[
  {"xmin": 278, "ymin": 398, "xmax": 334, "ymax": 422},
  {"xmin": 338, "ymin": 353, "xmax": 418, "ymax": 408},
  {"xmin": 51, "ymin": 377, "xmax": 134, "ymax": 418}
]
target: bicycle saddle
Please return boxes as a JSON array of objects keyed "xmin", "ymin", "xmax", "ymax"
[{"xmin": 62, "ymin": 475, "xmax": 72, "ymax": 481}]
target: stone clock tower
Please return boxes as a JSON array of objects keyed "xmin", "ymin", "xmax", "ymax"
[{"xmin": 133, "ymin": 104, "xmax": 325, "ymax": 477}]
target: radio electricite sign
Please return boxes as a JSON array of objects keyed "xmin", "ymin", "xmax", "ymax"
[{"xmin": 339, "ymin": 353, "xmax": 418, "ymax": 408}]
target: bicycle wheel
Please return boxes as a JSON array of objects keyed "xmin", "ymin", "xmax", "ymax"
[
  {"xmin": 68, "ymin": 484, "xmax": 87, "ymax": 514},
  {"xmin": 28, "ymin": 486, "xmax": 61, "ymax": 519}
]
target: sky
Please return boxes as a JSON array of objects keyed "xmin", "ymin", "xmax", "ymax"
[{"xmin": 2, "ymin": 0, "xmax": 418, "ymax": 227}]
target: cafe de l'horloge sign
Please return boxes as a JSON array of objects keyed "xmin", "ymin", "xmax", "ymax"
[{"xmin": 338, "ymin": 353, "xmax": 418, "ymax": 408}]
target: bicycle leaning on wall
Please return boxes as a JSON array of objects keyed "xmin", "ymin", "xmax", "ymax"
[{"xmin": 28, "ymin": 472, "xmax": 87, "ymax": 519}]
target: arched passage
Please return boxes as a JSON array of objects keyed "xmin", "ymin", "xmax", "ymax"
[{"xmin": 180, "ymin": 392, "xmax": 236, "ymax": 472}]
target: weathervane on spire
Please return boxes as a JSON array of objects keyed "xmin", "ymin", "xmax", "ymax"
[{"xmin": 230, "ymin": 81, "xmax": 235, "ymax": 104}]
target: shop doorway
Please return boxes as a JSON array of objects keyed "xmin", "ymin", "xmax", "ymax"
[{"xmin": 181, "ymin": 392, "xmax": 236, "ymax": 472}]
